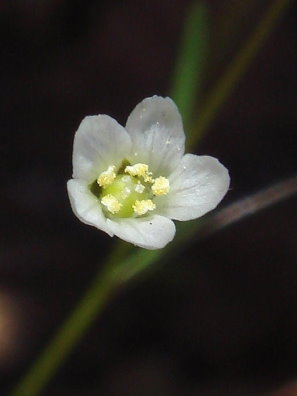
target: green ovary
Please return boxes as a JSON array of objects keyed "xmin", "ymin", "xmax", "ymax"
[{"xmin": 100, "ymin": 175, "xmax": 150, "ymax": 218}]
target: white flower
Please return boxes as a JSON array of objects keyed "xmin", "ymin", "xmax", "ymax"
[{"xmin": 67, "ymin": 96, "xmax": 230, "ymax": 250}]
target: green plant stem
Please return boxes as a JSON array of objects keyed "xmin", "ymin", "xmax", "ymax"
[
  {"xmin": 170, "ymin": 2, "xmax": 208, "ymax": 128},
  {"xmin": 187, "ymin": 0, "xmax": 293, "ymax": 148},
  {"xmin": 10, "ymin": 241, "xmax": 131, "ymax": 396}
]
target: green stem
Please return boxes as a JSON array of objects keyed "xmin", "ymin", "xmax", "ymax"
[
  {"xmin": 170, "ymin": 2, "xmax": 208, "ymax": 128},
  {"xmin": 10, "ymin": 241, "xmax": 131, "ymax": 396},
  {"xmin": 187, "ymin": 0, "xmax": 293, "ymax": 148}
]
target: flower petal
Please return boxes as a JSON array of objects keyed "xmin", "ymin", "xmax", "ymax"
[
  {"xmin": 67, "ymin": 179, "xmax": 113, "ymax": 236},
  {"xmin": 126, "ymin": 96, "xmax": 185, "ymax": 176},
  {"xmin": 106, "ymin": 215, "xmax": 176, "ymax": 249},
  {"xmin": 73, "ymin": 115, "xmax": 132, "ymax": 182},
  {"xmin": 155, "ymin": 154, "xmax": 230, "ymax": 221}
]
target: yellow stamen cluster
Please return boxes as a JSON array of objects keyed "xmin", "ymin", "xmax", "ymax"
[
  {"xmin": 96, "ymin": 162, "xmax": 170, "ymax": 217},
  {"xmin": 97, "ymin": 165, "xmax": 116, "ymax": 188},
  {"xmin": 152, "ymin": 176, "xmax": 170, "ymax": 196},
  {"xmin": 132, "ymin": 199, "xmax": 156, "ymax": 216},
  {"xmin": 101, "ymin": 194, "xmax": 122, "ymax": 214},
  {"xmin": 125, "ymin": 163, "xmax": 153, "ymax": 182}
]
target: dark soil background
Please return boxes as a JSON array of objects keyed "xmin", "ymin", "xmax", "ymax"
[{"xmin": 1, "ymin": 1, "xmax": 297, "ymax": 395}]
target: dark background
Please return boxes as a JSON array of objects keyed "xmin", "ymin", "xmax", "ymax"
[{"xmin": 1, "ymin": 1, "xmax": 297, "ymax": 395}]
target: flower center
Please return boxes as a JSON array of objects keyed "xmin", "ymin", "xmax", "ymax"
[{"xmin": 93, "ymin": 162, "xmax": 170, "ymax": 218}]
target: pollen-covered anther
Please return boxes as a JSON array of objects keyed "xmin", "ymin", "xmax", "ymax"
[
  {"xmin": 151, "ymin": 176, "xmax": 170, "ymax": 196},
  {"xmin": 97, "ymin": 165, "xmax": 116, "ymax": 188},
  {"xmin": 132, "ymin": 199, "xmax": 156, "ymax": 216},
  {"xmin": 125, "ymin": 163, "xmax": 153, "ymax": 183},
  {"xmin": 101, "ymin": 194, "xmax": 122, "ymax": 214}
]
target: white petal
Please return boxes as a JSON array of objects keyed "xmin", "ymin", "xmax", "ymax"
[
  {"xmin": 126, "ymin": 96, "xmax": 185, "ymax": 176},
  {"xmin": 106, "ymin": 215, "xmax": 176, "ymax": 250},
  {"xmin": 67, "ymin": 179, "xmax": 113, "ymax": 236},
  {"xmin": 73, "ymin": 115, "xmax": 132, "ymax": 182},
  {"xmin": 155, "ymin": 154, "xmax": 230, "ymax": 221}
]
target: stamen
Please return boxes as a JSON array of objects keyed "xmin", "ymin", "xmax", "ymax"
[
  {"xmin": 101, "ymin": 194, "xmax": 122, "ymax": 214},
  {"xmin": 97, "ymin": 165, "xmax": 116, "ymax": 188},
  {"xmin": 132, "ymin": 199, "xmax": 156, "ymax": 216},
  {"xmin": 125, "ymin": 163, "xmax": 153, "ymax": 183},
  {"xmin": 152, "ymin": 176, "xmax": 170, "ymax": 196}
]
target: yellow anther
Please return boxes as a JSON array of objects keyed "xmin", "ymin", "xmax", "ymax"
[
  {"xmin": 97, "ymin": 165, "xmax": 116, "ymax": 188},
  {"xmin": 101, "ymin": 194, "xmax": 122, "ymax": 214},
  {"xmin": 151, "ymin": 176, "xmax": 170, "ymax": 196},
  {"xmin": 125, "ymin": 163, "xmax": 148, "ymax": 177},
  {"xmin": 125, "ymin": 163, "xmax": 153, "ymax": 183},
  {"xmin": 132, "ymin": 199, "xmax": 156, "ymax": 216}
]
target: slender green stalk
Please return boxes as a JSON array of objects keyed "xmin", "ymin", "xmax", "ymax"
[
  {"xmin": 170, "ymin": 2, "xmax": 208, "ymax": 128},
  {"xmin": 10, "ymin": 241, "xmax": 131, "ymax": 396},
  {"xmin": 188, "ymin": 0, "xmax": 293, "ymax": 148},
  {"xmin": 10, "ymin": 0, "xmax": 293, "ymax": 394}
]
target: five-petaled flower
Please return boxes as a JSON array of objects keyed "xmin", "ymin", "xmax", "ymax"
[{"xmin": 67, "ymin": 96, "xmax": 230, "ymax": 249}]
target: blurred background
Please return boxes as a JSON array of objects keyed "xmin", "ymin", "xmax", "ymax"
[{"xmin": 1, "ymin": 0, "xmax": 297, "ymax": 395}]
